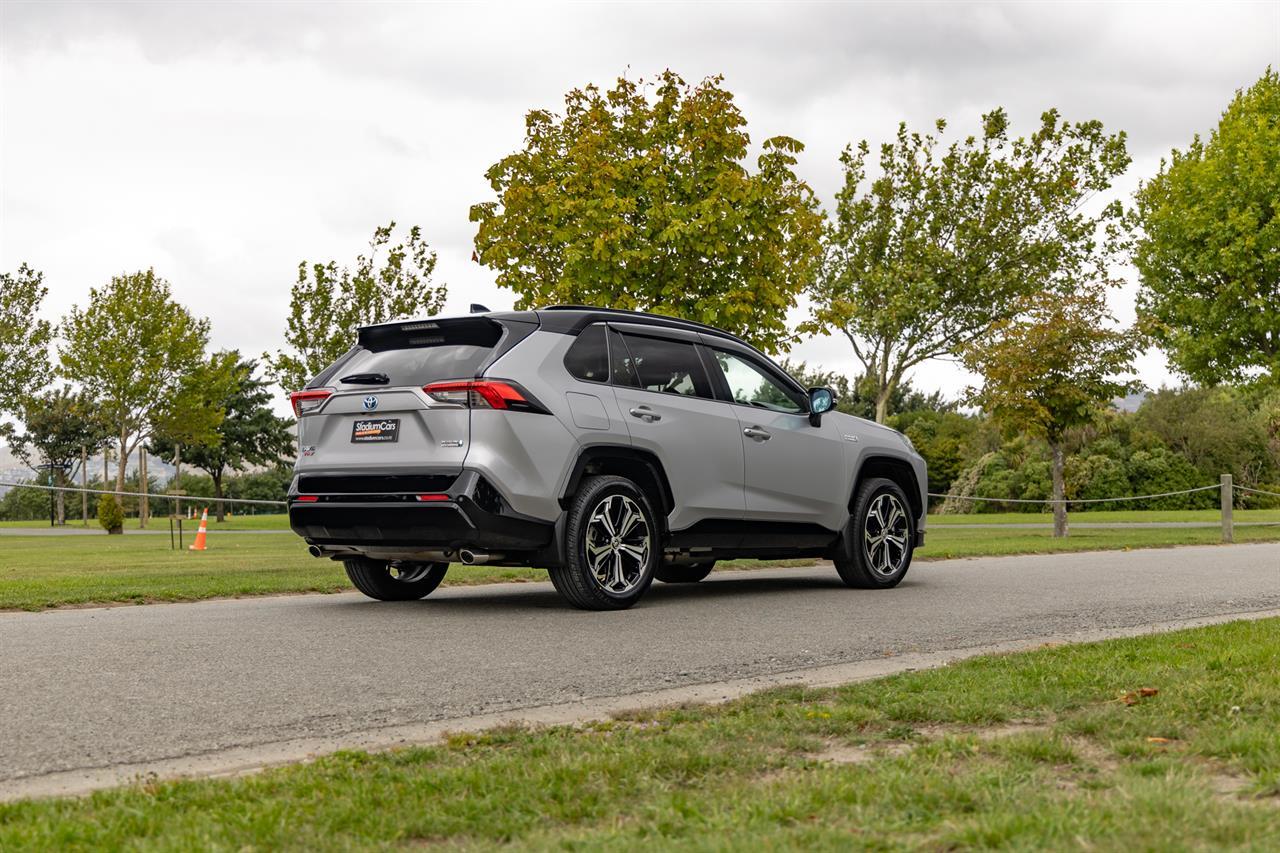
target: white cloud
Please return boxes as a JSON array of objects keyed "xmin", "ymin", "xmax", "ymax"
[{"xmin": 2, "ymin": 0, "xmax": 1276, "ymax": 406}]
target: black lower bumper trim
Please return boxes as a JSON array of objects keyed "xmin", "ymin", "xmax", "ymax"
[{"xmin": 288, "ymin": 471, "xmax": 553, "ymax": 552}]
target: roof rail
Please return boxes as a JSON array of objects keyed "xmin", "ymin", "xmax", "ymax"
[{"xmin": 538, "ymin": 305, "xmax": 740, "ymax": 339}]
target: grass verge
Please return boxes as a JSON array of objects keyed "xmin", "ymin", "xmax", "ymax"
[
  {"xmin": 3, "ymin": 525, "xmax": 1279, "ymax": 611},
  {"xmin": 0, "ymin": 534, "xmax": 816, "ymax": 611},
  {"xmin": 2, "ymin": 617, "xmax": 1277, "ymax": 849}
]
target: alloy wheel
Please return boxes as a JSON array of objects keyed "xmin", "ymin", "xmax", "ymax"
[
  {"xmin": 584, "ymin": 494, "xmax": 651, "ymax": 594},
  {"xmin": 863, "ymin": 492, "xmax": 909, "ymax": 577}
]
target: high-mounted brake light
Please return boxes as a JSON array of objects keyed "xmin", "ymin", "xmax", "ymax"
[
  {"xmin": 422, "ymin": 380, "xmax": 545, "ymax": 413},
  {"xmin": 289, "ymin": 388, "xmax": 332, "ymax": 417},
  {"xmin": 294, "ymin": 495, "xmax": 319, "ymax": 502}
]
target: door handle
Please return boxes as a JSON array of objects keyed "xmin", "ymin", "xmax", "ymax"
[
  {"xmin": 743, "ymin": 426, "xmax": 771, "ymax": 441},
  {"xmin": 629, "ymin": 406, "xmax": 661, "ymax": 422}
]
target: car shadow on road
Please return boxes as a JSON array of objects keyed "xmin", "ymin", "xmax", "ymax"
[{"xmin": 320, "ymin": 570, "xmax": 917, "ymax": 614}]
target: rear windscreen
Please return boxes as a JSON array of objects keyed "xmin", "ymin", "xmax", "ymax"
[{"xmin": 329, "ymin": 319, "xmax": 503, "ymax": 387}]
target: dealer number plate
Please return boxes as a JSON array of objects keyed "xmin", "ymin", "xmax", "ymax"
[{"xmin": 351, "ymin": 418, "xmax": 400, "ymax": 443}]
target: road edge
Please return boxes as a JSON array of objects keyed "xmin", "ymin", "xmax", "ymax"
[{"xmin": 4, "ymin": 606, "xmax": 1279, "ymax": 803}]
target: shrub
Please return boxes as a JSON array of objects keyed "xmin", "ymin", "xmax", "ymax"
[{"xmin": 97, "ymin": 495, "xmax": 124, "ymax": 534}]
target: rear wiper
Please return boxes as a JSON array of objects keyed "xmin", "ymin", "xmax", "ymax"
[{"xmin": 340, "ymin": 372, "xmax": 390, "ymax": 385}]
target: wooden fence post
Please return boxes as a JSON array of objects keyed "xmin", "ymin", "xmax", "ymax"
[{"xmin": 1220, "ymin": 474, "xmax": 1234, "ymax": 544}]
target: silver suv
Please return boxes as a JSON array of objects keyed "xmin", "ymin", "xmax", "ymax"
[{"xmin": 287, "ymin": 307, "xmax": 927, "ymax": 610}]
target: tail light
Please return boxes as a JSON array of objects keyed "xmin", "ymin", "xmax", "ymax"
[
  {"xmin": 289, "ymin": 388, "xmax": 332, "ymax": 417},
  {"xmin": 422, "ymin": 380, "xmax": 547, "ymax": 413}
]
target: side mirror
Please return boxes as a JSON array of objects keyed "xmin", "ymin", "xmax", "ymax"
[{"xmin": 808, "ymin": 387, "xmax": 836, "ymax": 426}]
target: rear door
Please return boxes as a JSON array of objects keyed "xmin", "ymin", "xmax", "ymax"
[
  {"xmin": 294, "ymin": 318, "xmax": 503, "ymax": 476},
  {"xmin": 607, "ymin": 324, "xmax": 746, "ymax": 531}
]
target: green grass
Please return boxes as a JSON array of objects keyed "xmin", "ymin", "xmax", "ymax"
[
  {"xmin": 3, "ymin": 521, "xmax": 1279, "ymax": 611},
  {"xmin": 0, "ymin": 534, "xmax": 544, "ymax": 611},
  {"xmin": 3, "ymin": 617, "xmax": 1278, "ymax": 849},
  {"xmin": 0, "ymin": 533, "xmax": 815, "ymax": 611},
  {"xmin": 916, "ymin": 522, "xmax": 1280, "ymax": 559}
]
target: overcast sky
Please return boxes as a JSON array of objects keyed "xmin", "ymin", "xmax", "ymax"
[{"xmin": 2, "ymin": 0, "xmax": 1277, "ymax": 410}]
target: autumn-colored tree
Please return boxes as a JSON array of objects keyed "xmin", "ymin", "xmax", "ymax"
[
  {"xmin": 963, "ymin": 286, "xmax": 1138, "ymax": 537},
  {"xmin": 0, "ymin": 264, "xmax": 53, "ymax": 414},
  {"xmin": 1134, "ymin": 69, "xmax": 1280, "ymax": 384},
  {"xmin": 807, "ymin": 109, "xmax": 1130, "ymax": 422},
  {"xmin": 471, "ymin": 71, "xmax": 824, "ymax": 354},
  {"xmin": 266, "ymin": 222, "xmax": 446, "ymax": 392}
]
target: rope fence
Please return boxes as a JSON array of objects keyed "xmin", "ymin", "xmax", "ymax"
[
  {"xmin": 1, "ymin": 476, "xmax": 1277, "ymax": 543},
  {"xmin": 0, "ymin": 480, "xmax": 287, "ymax": 508}
]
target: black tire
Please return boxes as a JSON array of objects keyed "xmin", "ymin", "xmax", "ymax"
[
  {"xmin": 343, "ymin": 557, "xmax": 449, "ymax": 601},
  {"xmin": 549, "ymin": 474, "xmax": 660, "ymax": 610},
  {"xmin": 833, "ymin": 477, "xmax": 915, "ymax": 589},
  {"xmin": 654, "ymin": 561, "xmax": 715, "ymax": 584}
]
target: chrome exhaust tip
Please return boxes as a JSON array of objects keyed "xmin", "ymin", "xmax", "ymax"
[
  {"xmin": 307, "ymin": 545, "xmax": 324, "ymax": 558},
  {"xmin": 459, "ymin": 549, "xmax": 502, "ymax": 565}
]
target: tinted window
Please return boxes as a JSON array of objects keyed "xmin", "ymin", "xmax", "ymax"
[
  {"xmin": 713, "ymin": 351, "xmax": 805, "ymax": 413},
  {"xmin": 563, "ymin": 324, "xmax": 609, "ymax": 383},
  {"xmin": 616, "ymin": 333, "xmax": 714, "ymax": 399},
  {"xmin": 334, "ymin": 344, "xmax": 494, "ymax": 387}
]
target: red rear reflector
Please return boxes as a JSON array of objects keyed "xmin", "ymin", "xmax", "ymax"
[
  {"xmin": 289, "ymin": 388, "xmax": 333, "ymax": 417},
  {"xmin": 294, "ymin": 495, "xmax": 319, "ymax": 502},
  {"xmin": 414, "ymin": 494, "xmax": 450, "ymax": 502}
]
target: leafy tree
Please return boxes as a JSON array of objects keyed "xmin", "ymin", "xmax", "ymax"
[
  {"xmin": 0, "ymin": 472, "xmax": 57, "ymax": 521},
  {"xmin": 266, "ymin": 222, "xmax": 445, "ymax": 392},
  {"xmin": 1, "ymin": 387, "xmax": 110, "ymax": 524},
  {"xmin": 806, "ymin": 109, "xmax": 1130, "ymax": 422},
  {"xmin": 1132, "ymin": 386, "xmax": 1277, "ymax": 487},
  {"xmin": 0, "ymin": 264, "xmax": 53, "ymax": 414},
  {"xmin": 1134, "ymin": 69, "xmax": 1280, "ymax": 384},
  {"xmin": 963, "ymin": 286, "xmax": 1138, "ymax": 536},
  {"xmin": 151, "ymin": 356, "xmax": 293, "ymax": 521},
  {"xmin": 891, "ymin": 409, "xmax": 980, "ymax": 496},
  {"xmin": 58, "ymin": 270, "xmax": 224, "ymax": 493},
  {"xmin": 470, "ymin": 71, "xmax": 824, "ymax": 354}
]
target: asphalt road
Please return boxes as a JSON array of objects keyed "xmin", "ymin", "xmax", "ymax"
[{"xmin": 1, "ymin": 543, "xmax": 1277, "ymax": 797}]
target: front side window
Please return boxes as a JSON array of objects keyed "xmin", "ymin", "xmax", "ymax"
[
  {"xmin": 712, "ymin": 351, "xmax": 805, "ymax": 414},
  {"xmin": 615, "ymin": 333, "xmax": 714, "ymax": 399}
]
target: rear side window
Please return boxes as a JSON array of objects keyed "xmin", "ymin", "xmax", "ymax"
[
  {"xmin": 333, "ymin": 319, "xmax": 503, "ymax": 387},
  {"xmin": 563, "ymin": 324, "xmax": 609, "ymax": 383},
  {"xmin": 615, "ymin": 333, "xmax": 714, "ymax": 399}
]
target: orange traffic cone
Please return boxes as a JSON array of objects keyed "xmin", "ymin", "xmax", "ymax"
[{"xmin": 189, "ymin": 507, "xmax": 209, "ymax": 551}]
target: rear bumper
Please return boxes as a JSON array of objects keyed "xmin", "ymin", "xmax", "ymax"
[{"xmin": 288, "ymin": 470, "xmax": 554, "ymax": 552}]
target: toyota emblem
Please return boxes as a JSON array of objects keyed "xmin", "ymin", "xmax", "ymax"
[{"xmin": 362, "ymin": 395, "xmax": 378, "ymax": 411}]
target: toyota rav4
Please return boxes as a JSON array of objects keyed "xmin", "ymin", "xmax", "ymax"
[{"xmin": 287, "ymin": 307, "xmax": 927, "ymax": 610}]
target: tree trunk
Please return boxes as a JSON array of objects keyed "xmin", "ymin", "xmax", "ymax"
[
  {"xmin": 55, "ymin": 468, "xmax": 66, "ymax": 525},
  {"xmin": 139, "ymin": 448, "xmax": 149, "ymax": 528},
  {"xmin": 116, "ymin": 432, "xmax": 128, "ymax": 495},
  {"xmin": 213, "ymin": 470, "xmax": 226, "ymax": 522},
  {"xmin": 1050, "ymin": 441, "xmax": 1068, "ymax": 538},
  {"xmin": 81, "ymin": 446, "xmax": 89, "ymax": 526}
]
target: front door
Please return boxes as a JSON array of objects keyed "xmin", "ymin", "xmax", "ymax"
[{"xmin": 706, "ymin": 348, "xmax": 847, "ymax": 530}]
